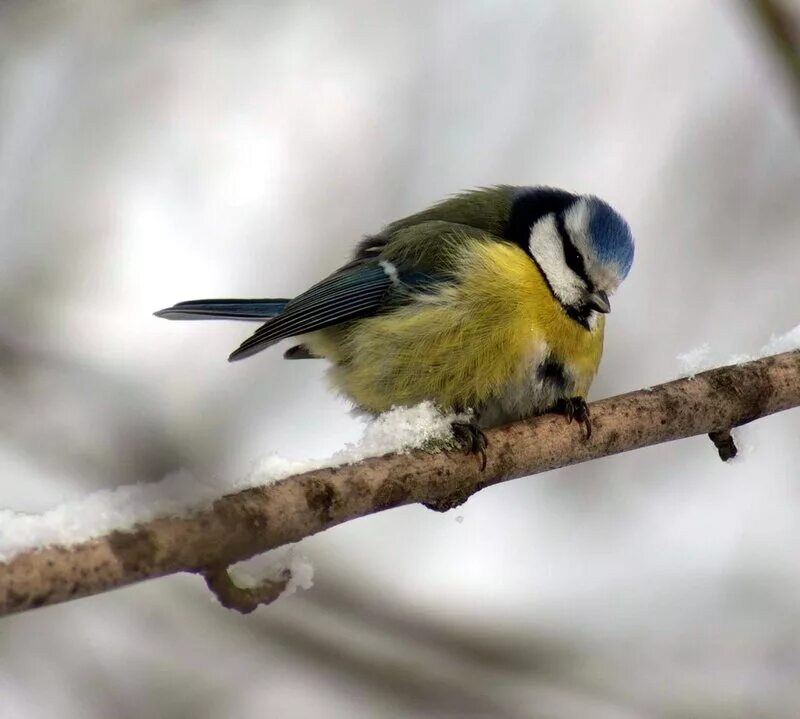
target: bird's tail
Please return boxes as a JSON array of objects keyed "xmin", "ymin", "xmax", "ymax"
[{"xmin": 154, "ymin": 298, "xmax": 290, "ymax": 321}]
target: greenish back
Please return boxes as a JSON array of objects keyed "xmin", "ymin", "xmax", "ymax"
[{"xmin": 382, "ymin": 186, "xmax": 514, "ymax": 238}]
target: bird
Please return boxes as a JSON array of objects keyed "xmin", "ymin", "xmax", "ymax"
[{"xmin": 155, "ymin": 185, "xmax": 634, "ymax": 467}]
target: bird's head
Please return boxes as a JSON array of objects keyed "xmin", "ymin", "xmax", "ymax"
[{"xmin": 507, "ymin": 187, "xmax": 634, "ymax": 324}]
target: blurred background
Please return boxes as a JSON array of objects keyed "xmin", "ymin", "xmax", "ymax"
[{"xmin": 1, "ymin": 1, "xmax": 799, "ymax": 717}]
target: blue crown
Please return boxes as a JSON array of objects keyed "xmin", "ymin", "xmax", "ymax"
[{"xmin": 586, "ymin": 198, "xmax": 634, "ymax": 279}]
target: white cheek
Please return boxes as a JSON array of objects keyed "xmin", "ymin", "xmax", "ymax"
[{"xmin": 529, "ymin": 216, "xmax": 584, "ymax": 306}]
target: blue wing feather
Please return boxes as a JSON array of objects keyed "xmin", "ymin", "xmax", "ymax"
[
  {"xmin": 154, "ymin": 298, "xmax": 289, "ymax": 321},
  {"xmin": 228, "ymin": 264, "xmax": 395, "ymax": 361}
]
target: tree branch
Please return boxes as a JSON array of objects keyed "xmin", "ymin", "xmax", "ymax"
[{"xmin": 1, "ymin": 350, "xmax": 799, "ymax": 617}]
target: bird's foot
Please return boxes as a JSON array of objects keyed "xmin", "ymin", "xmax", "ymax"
[
  {"xmin": 450, "ymin": 418, "xmax": 488, "ymax": 471},
  {"xmin": 553, "ymin": 396, "xmax": 592, "ymax": 439}
]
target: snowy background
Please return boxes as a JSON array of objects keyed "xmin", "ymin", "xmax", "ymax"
[{"xmin": 1, "ymin": 1, "xmax": 800, "ymax": 717}]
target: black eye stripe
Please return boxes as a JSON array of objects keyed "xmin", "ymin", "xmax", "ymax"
[{"xmin": 555, "ymin": 213, "xmax": 589, "ymax": 283}]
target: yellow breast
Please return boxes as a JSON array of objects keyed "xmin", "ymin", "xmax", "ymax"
[{"xmin": 307, "ymin": 238, "xmax": 605, "ymax": 416}]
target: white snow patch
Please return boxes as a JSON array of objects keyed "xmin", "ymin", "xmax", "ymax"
[
  {"xmin": 726, "ymin": 352, "xmax": 754, "ymax": 365},
  {"xmin": 676, "ymin": 343, "xmax": 714, "ymax": 376},
  {"xmin": 335, "ymin": 401, "xmax": 459, "ymax": 462},
  {"xmin": 0, "ymin": 402, "xmax": 456, "ymax": 562},
  {"xmin": 676, "ymin": 323, "xmax": 800, "ymax": 378},
  {"xmin": 760, "ymin": 323, "xmax": 800, "ymax": 356}
]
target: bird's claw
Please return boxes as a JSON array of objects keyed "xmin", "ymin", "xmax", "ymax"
[
  {"xmin": 450, "ymin": 420, "xmax": 488, "ymax": 471},
  {"xmin": 553, "ymin": 396, "xmax": 592, "ymax": 439}
]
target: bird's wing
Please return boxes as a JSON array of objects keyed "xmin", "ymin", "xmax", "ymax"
[
  {"xmin": 155, "ymin": 298, "xmax": 289, "ymax": 321},
  {"xmin": 228, "ymin": 222, "xmax": 492, "ymax": 362},
  {"xmin": 228, "ymin": 262, "xmax": 398, "ymax": 361}
]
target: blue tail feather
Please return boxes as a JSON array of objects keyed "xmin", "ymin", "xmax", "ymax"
[{"xmin": 154, "ymin": 298, "xmax": 289, "ymax": 321}]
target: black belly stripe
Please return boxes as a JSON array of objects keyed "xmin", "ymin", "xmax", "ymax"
[{"xmin": 536, "ymin": 356, "xmax": 568, "ymax": 391}]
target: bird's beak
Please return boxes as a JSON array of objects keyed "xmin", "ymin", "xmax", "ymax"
[{"xmin": 587, "ymin": 290, "xmax": 610, "ymax": 314}]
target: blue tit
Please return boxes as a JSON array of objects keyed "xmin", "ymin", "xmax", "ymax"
[{"xmin": 156, "ymin": 185, "xmax": 633, "ymax": 448}]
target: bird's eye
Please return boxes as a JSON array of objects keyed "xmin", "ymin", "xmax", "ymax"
[
  {"xmin": 562, "ymin": 241, "xmax": 584, "ymax": 277},
  {"xmin": 554, "ymin": 213, "xmax": 588, "ymax": 280}
]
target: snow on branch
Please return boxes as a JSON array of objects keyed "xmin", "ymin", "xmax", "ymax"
[{"xmin": 1, "ymin": 350, "xmax": 800, "ymax": 617}]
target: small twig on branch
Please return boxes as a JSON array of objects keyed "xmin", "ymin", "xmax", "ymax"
[
  {"xmin": 1, "ymin": 350, "xmax": 799, "ymax": 618},
  {"xmin": 708, "ymin": 429, "xmax": 738, "ymax": 461},
  {"xmin": 201, "ymin": 564, "xmax": 290, "ymax": 614}
]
